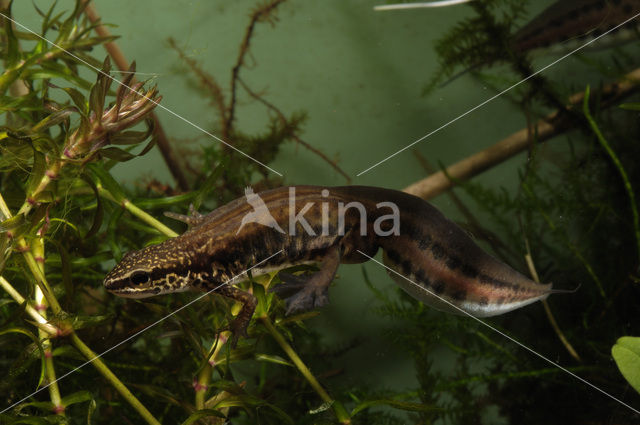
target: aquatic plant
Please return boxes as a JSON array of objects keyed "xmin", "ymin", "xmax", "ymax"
[
  {"xmin": 378, "ymin": 1, "xmax": 640, "ymax": 423},
  {"xmin": 0, "ymin": 2, "xmax": 363, "ymax": 424},
  {"xmin": 2, "ymin": 0, "xmax": 639, "ymax": 424}
]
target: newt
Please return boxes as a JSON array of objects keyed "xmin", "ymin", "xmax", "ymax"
[{"xmin": 103, "ymin": 186, "xmax": 554, "ymax": 342}]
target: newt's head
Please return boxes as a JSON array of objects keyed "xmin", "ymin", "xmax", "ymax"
[{"xmin": 103, "ymin": 239, "xmax": 195, "ymax": 298}]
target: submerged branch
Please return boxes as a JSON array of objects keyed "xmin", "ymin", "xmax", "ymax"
[
  {"xmin": 403, "ymin": 66, "xmax": 640, "ymax": 200},
  {"xmin": 227, "ymin": 0, "xmax": 287, "ymax": 139},
  {"xmin": 525, "ymin": 249, "xmax": 581, "ymax": 363}
]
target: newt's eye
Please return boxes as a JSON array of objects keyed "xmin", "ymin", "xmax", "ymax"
[{"xmin": 129, "ymin": 271, "xmax": 150, "ymax": 286}]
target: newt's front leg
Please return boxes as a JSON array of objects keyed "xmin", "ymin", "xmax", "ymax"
[{"xmin": 217, "ymin": 284, "xmax": 257, "ymax": 347}]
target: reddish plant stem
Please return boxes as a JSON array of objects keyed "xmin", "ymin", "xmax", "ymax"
[
  {"xmin": 238, "ymin": 78, "xmax": 351, "ymax": 183},
  {"xmin": 226, "ymin": 0, "xmax": 287, "ymax": 141}
]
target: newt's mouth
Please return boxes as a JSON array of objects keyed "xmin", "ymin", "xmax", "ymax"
[
  {"xmin": 104, "ymin": 285, "xmax": 161, "ymax": 299},
  {"xmin": 103, "ymin": 275, "xmax": 192, "ymax": 298},
  {"xmin": 103, "ymin": 274, "xmax": 159, "ymax": 298}
]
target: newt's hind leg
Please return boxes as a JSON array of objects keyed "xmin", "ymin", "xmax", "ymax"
[{"xmin": 272, "ymin": 245, "xmax": 341, "ymax": 315}]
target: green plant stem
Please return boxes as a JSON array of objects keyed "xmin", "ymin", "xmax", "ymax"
[
  {"xmin": 16, "ymin": 161, "xmax": 61, "ymax": 217},
  {"xmin": 69, "ymin": 332, "xmax": 161, "ymax": 425},
  {"xmin": 97, "ymin": 186, "xmax": 178, "ymax": 237},
  {"xmin": 260, "ymin": 315, "xmax": 351, "ymax": 424},
  {"xmin": 1, "ymin": 9, "xmax": 63, "ymax": 413},
  {"xmin": 122, "ymin": 199, "xmax": 178, "ymax": 237},
  {"xmin": 583, "ymin": 85, "xmax": 640, "ymax": 266},
  {"xmin": 0, "ymin": 193, "xmax": 59, "ymax": 335},
  {"xmin": 194, "ymin": 366, "xmax": 210, "ymax": 410},
  {"xmin": 195, "ymin": 332, "xmax": 230, "ymax": 410},
  {"xmin": 36, "ymin": 287, "xmax": 64, "ymax": 414},
  {"xmin": 0, "ymin": 191, "xmax": 158, "ymax": 423},
  {"xmin": 24, "ymin": 217, "xmax": 159, "ymax": 424},
  {"xmin": 0, "ymin": 190, "xmax": 63, "ymax": 313},
  {"xmin": 0, "ymin": 276, "xmax": 59, "ymax": 335},
  {"xmin": 20, "ymin": 247, "xmax": 63, "ymax": 314},
  {"xmin": 32, "ymin": 237, "xmax": 64, "ymax": 415},
  {"xmin": 25, "ymin": 228, "xmax": 158, "ymax": 423}
]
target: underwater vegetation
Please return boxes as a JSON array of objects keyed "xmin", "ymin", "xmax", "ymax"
[
  {"xmin": 0, "ymin": 0, "xmax": 639, "ymax": 424},
  {"xmin": 393, "ymin": 0, "xmax": 640, "ymax": 423}
]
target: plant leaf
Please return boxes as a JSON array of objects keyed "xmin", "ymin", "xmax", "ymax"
[
  {"xmin": 48, "ymin": 239, "xmax": 74, "ymax": 303},
  {"xmin": 31, "ymin": 134, "xmax": 61, "ymax": 156},
  {"xmin": 6, "ymin": 415, "xmax": 65, "ymax": 424},
  {"xmin": 87, "ymin": 163, "xmax": 125, "ymax": 203},
  {"xmin": 0, "ymin": 214, "xmax": 27, "ymax": 232},
  {"xmin": 25, "ymin": 150, "xmax": 47, "ymax": 197},
  {"xmin": 61, "ymin": 391, "xmax": 92, "ymax": 407},
  {"xmin": 0, "ymin": 214, "xmax": 30, "ymax": 239},
  {"xmin": 254, "ymin": 353, "xmax": 293, "ymax": 367},
  {"xmin": 88, "ymin": 57, "xmax": 111, "ymax": 118},
  {"xmin": 60, "ymin": 87, "xmax": 88, "ymax": 115},
  {"xmin": 69, "ymin": 314, "xmax": 113, "ymax": 331},
  {"xmin": 612, "ymin": 336, "xmax": 640, "ymax": 394},
  {"xmin": 135, "ymin": 192, "xmax": 197, "ymax": 209},
  {"xmin": 351, "ymin": 398, "xmax": 443, "ymax": 416},
  {"xmin": 109, "ymin": 129, "xmax": 153, "ymax": 146},
  {"xmin": 2, "ymin": 3, "xmax": 20, "ymax": 68},
  {"xmin": 26, "ymin": 63, "xmax": 93, "ymax": 90},
  {"xmin": 80, "ymin": 173, "xmax": 103, "ymax": 239},
  {"xmin": 181, "ymin": 409, "xmax": 227, "ymax": 425},
  {"xmin": 98, "ymin": 146, "xmax": 137, "ymax": 161},
  {"xmin": 31, "ymin": 107, "xmax": 76, "ymax": 133},
  {"xmin": 0, "ymin": 92, "xmax": 41, "ymax": 112},
  {"xmin": 0, "ymin": 328, "xmax": 46, "ymax": 391}
]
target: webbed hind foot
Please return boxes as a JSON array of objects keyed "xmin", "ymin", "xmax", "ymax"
[
  {"xmin": 272, "ymin": 245, "xmax": 341, "ymax": 315},
  {"xmin": 274, "ymin": 271, "xmax": 331, "ymax": 314}
]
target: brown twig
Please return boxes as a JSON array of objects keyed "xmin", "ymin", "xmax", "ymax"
[
  {"xmin": 83, "ymin": 1, "xmax": 190, "ymax": 191},
  {"xmin": 403, "ymin": 115, "xmax": 560, "ymax": 199},
  {"xmin": 167, "ymin": 37, "xmax": 227, "ymax": 132},
  {"xmin": 403, "ymin": 66, "xmax": 640, "ymax": 200},
  {"xmin": 238, "ymin": 77, "xmax": 352, "ymax": 183},
  {"xmin": 226, "ymin": 0, "xmax": 287, "ymax": 140},
  {"xmin": 524, "ymin": 247, "xmax": 581, "ymax": 363}
]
